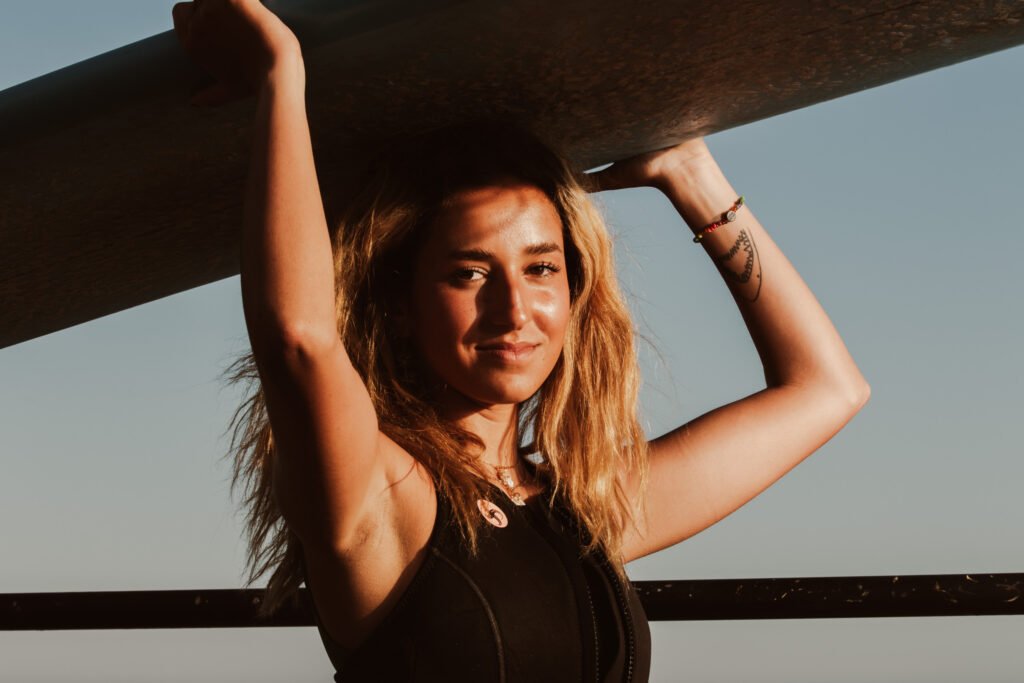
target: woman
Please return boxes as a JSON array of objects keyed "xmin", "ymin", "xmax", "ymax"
[{"xmin": 173, "ymin": 1, "xmax": 870, "ymax": 681}]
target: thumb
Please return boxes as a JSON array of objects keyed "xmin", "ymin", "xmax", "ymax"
[{"xmin": 171, "ymin": 2, "xmax": 194, "ymax": 49}]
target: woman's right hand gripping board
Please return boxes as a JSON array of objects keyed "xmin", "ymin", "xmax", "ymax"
[
  {"xmin": 172, "ymin": 0, "xmax": 302, "ymax": 105},
  {"xmin": 171, "ymin": 0, "xmax": 435, "ymax": 648}
]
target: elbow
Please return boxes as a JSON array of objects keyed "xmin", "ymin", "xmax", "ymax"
[
  {"xmin": 857, "ymin": 380, "xmax": 871, "ymax": 407},
  {"xmin": 838, "ymin": 376, "xmax": 871, "ymax": 415},
  {"xmin": 850, "ymin": 377, "xmax": 871, "ymax": 408},
  {"xmin": 799, "ymin": 375, "xmax": 870, "ymax": 417},
  {"xmin": 806, "ymin": 377, "xmax": 870, "ymax": 430},
  {"xmin": 784, "ymin": 371, "xmax": 871, "ymax": 412}
]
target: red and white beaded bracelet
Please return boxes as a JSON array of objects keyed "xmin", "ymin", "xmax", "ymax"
[{"xmin": 693, "ymin": 196, "xmax": 745, "ymax": 243}]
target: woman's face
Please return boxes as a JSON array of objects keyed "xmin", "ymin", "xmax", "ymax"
[{"xmin": 407, "ymin": 179, "xmax": 572, "ymax": 409}]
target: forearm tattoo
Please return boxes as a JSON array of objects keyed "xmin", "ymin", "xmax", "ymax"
[{"xmin": 711, "ymin": 228, "xmax": 762, "ymax": 302}]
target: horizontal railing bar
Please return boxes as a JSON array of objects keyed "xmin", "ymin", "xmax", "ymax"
[
  {"xmin": 632, "ymin": 572, "xmax": 1023, "ymax": 621},
  {"xmin": 3, "ymin": 573, "xmax": 1021, "ymax": 630}
]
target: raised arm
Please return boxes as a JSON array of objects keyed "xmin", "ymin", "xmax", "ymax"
[
  {"xmin": 587, "ymin": 139, "xmax": 871, "ymax": 562},
  {"xmin": 171, "ymin": 0, "xmax": 421, "ymax": 556}
]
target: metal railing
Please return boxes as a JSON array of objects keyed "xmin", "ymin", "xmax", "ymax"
[{"xmin": 4, "ymin": 572, "xmax": 1021, "ymax": 630}]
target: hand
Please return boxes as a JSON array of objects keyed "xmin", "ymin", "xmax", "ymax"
[
  {"xmin": 172, "ymin": 0, "xmax": 302, "ymax": 106},
  {"xmin": 584, "ymin": 136, "xmax": 715, "ymax": 193}
]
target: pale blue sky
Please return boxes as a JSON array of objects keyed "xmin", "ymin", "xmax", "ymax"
[{"xmin": 2, "ymin": 2, "xmax": 1022, "ymax": 681}]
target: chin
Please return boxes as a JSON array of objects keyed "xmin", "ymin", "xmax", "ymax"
[{"xmin": 464, "ymin": 377, "xmax": 544, "ymax": 406}]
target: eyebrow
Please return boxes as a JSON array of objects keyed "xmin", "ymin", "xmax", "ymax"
[{"xmin": 447, "ymin": 242, "xmax": 563, "ymax": 260}]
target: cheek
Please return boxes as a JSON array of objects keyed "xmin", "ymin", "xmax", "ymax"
[
  {"xmin": 537, "ymin": 285, "xmax": 572, "ymax": 341},
  {"xmin": 413, "ymin": 287, "xmax": 475, "ymax": 348}
]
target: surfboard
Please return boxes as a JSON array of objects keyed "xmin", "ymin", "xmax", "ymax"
[{"xmin": 2, "ymin": 0, "xmax": 1023, "ymax": 348}]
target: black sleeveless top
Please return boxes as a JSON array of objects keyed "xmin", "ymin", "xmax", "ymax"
[{"xmin": 303, "ymin": 478, "xmax": 652, "ymax": 682}]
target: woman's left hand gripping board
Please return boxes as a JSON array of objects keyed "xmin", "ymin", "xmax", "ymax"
[{"xmin": 171, "ymin": 0, "xmax": 302, "ymax": 106}]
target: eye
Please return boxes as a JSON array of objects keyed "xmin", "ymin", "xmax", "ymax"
[
  {"xmin": 528, "ymin": 262, "xmax": 561, "ymax": 277},
  {"xmin": 452, "ymin": 267, "xmax": 486, "ymax": 283}
]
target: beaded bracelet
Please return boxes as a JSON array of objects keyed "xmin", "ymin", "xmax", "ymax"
[{"xmin": 692, "ymin": 196, "xmax": 745, "ymax": 243}]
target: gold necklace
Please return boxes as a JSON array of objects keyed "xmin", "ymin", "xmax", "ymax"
[{"xmin": 493, "ymin": 464, "xmax": 526, "ymax": 506}]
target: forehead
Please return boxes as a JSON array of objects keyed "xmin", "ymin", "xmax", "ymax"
[{"xmin": 424, "ymin": 180, "xmax": 564, "ymax": 252}]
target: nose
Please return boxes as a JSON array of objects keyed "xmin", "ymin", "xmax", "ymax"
[{"xmin": 483, "ymin": 269, "xmax": 528, "ymax": 330}]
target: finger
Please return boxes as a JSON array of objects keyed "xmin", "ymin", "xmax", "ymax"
[{"xmin": 171, "ymin": 2, "xmax": 194, "ymax": 47}]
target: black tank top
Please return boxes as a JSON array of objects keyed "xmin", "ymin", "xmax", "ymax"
[{"xmin": 304, "ymin": 477, "xmax": 652, "ymax": 682}]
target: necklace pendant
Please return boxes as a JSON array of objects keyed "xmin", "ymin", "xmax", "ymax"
[{"xmin": 496, "ymin": 470, "xmax": 525, "ymax": 506}]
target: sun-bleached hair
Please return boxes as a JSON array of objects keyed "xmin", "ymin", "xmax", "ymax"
[{"xmin": 221, "ymin": 118, "xmax": 650, "ymax": 618}]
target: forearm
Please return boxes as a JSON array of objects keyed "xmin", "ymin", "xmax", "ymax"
[
  {"xmin": 657, "ymin": 159, "xmax": 869, "ymax": 397},
  {"xmin": 240, "ymin": 55, "xmax": 337, "ymax": 346}
]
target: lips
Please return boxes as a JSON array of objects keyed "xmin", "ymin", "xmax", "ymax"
[
  {"xmin": 477, "ymin": 342, "xmax": 540, "ymax": 362},
  {"xmin": 477, "ymin": 342, "xmax": 538, "ymax": 353}
]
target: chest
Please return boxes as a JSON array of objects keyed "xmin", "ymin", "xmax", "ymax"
[{"xmin": 324, "ymin": 494, "xmax": 651, "ymax": 682}]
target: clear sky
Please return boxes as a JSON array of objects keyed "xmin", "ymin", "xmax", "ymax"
[{"xmin": 2, "ymin": 2, "xmax": 1023, "ymax": 681}]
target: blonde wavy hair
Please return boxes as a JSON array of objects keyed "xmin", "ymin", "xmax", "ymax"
[{"xmin": 220, "ymin": 118, "xmax": 650, "ymax": 618}]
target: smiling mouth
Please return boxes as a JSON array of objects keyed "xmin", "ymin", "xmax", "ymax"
[{"xmin": 477, "ymin": 344, "xmax": 539, "ymax": 362}]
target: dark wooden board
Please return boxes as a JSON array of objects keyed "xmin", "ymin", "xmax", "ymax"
[{"xmin": 2, "ymin": 0, "xmax": 1023, "ymax": 348}]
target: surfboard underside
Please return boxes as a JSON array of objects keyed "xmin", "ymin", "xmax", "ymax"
[{"xmin": 2, "ymin": 0, "xmax": 1022, "ymax": 348}]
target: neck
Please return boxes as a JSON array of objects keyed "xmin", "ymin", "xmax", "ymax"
[{"xmin": 433, "ymin": 386, "xmax": 522, "ymax": 470}]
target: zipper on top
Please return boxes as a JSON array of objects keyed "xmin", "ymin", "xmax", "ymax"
[
  {"xmin": 552, "ymin": 502, "xmax": 637, "ymax": 683},
  {"xmin": 595, "ymin": 548, "xmax": 636, "ymax": 683}
]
